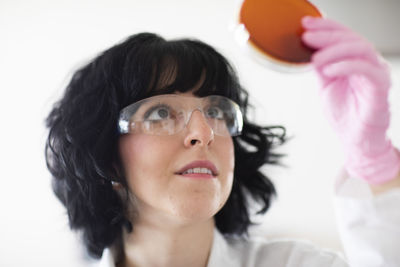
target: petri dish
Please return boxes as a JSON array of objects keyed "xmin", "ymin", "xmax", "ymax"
[{"xmin": 235, "ymin": 0, "xmax": 323, "ymax": 72}]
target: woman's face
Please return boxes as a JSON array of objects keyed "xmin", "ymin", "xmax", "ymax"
[{"xmin": 118, "ymin": 91, "xmax": 235, "ymax": 224}]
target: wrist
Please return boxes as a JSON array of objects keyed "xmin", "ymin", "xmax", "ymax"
[
  {"xmin": 345, "ymin": 146, "xmax": 400, "ymax": 184},
  {"xmin": 370, "ymin": 170, "xmax": 400, "ymax": 195}
]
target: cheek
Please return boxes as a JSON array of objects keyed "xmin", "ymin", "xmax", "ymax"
[
  {"xmin": 118, "ymin": 136, "xmax": 173, "ymax": 196},
  {"xmin": 227, "ymin": 139, "xmax": 235, "ymax": 172},
  {"xmin": 222, "ymin": 137, "xmax": 235, "ymax": 174},
  {"xmin": 119, "ymin": 136, "xmax": 149, "ymax": 177},
  {"xmin": 217, "ymin": 137, "xmax": 235, "ymax": 204}
]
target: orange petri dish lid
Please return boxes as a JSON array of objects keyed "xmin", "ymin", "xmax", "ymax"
[{"xmin": 237, "ymin": 0, "xmax": 322, "ymax": 72}]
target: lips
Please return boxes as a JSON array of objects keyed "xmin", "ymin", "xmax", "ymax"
[{"xmin": 176, "ymin": 160, "xmax": 219, "ymax": 176}]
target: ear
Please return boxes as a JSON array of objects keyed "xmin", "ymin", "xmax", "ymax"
[
  {"xmin": 111, "ymin": 180, "xmax": 123, "ymax": 190},
  {"xmin": 109, "ymin": 162, "xmax": 125, "ymax": 190}
]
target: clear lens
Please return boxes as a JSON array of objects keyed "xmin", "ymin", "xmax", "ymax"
[{"xmin": 119, "ymin": 95, "xmax": 243, "ymax": 136}]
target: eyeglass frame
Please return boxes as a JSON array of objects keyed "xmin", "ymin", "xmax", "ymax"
[{"xmin": 118, "ymin": 94, "xmax": 244, "ymax": 137}]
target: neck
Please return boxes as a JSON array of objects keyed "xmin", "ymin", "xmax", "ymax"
[{"xmin": 118, "ymin": 217, "xmax": 215, "ymax": 267}]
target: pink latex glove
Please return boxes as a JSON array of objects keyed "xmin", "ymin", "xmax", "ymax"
[{"xmin": 301, "ymin": 16, "xmax": 400, "ymax": 184}]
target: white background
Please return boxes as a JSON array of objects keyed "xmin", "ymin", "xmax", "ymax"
[{"xmin": 1, "ymin": 0, "xmax": 399, "ymax": 266}]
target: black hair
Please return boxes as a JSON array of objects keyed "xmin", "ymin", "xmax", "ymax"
[{"xmin": 45, "ymin": 32, "xmax": 286, "ymax": 259}]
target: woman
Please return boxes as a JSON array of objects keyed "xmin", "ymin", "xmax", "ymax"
[{"xmin": 45, "ymin": 17, "xmax": 400, "ymax": 267}]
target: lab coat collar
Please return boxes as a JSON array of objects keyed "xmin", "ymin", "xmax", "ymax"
[{"xmin": 98, "ymin": 228, "xmax": 238, "ymax": 267}]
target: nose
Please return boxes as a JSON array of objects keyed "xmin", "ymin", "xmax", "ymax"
[{"xmin": 183, "ymin": 109, "xmax": 214, "ymax": 147}]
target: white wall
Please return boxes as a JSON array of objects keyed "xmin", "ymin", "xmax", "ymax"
[
  {"xmin": 312, "ymin": 0, "xmax": 400, "ymax": 56},
  {"xmin": 1, "ymin": 0, "xmax": 399, "ymax": 266}
]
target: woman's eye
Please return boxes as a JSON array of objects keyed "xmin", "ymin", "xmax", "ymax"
[
  {"xmin": 145, "ymin": 105, "xmax": 171, "ymax": 121},
  {"xmin": 206, "ymin": 106, "xmax": 224, "ymax": 119}
]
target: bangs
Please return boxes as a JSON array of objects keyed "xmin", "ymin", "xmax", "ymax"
[
  {"xmin": 115, "ymin": 33, "xmax": 242, "ymax": 110},
  {"xmin": 140, "ymin": 39, "xmax": 240, "ymax": 100}
]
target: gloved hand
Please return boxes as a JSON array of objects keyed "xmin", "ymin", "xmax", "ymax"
[{"xmin": 301, "ymin": 16, "xmax": 400, "ymax": 184}]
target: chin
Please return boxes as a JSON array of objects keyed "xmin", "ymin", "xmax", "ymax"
[{"xmin": 169, "ymin": 197, "xmax": 223, "ymax": 223}]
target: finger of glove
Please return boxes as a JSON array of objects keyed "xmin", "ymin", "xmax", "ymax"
[
  {"xmin": 312, "ymin": 40, "xmax": 380, "ymax": 69},
  {"xmin": 318, "ymin": 77, "xmax": 358, "ymax": 136},
  {"xmin": 302, "ymin": 16, "xmax": 350, "ymax": 31},
  {"xmin": 322, "ymin": 59, "xmax": 390, "ymax": 93},
  {"xmin": 302, "ymin": 30, "xmax": 361, "ymax": 50}
]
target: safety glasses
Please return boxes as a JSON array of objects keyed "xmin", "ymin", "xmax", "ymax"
[{"xmin": 118, "ymin": 94, "xmax": 243, "ymax": 137}]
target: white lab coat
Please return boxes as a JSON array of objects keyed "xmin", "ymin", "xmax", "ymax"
[
  {"xmin": 99, "ymin": 229, "xmax": 347, "ymax": 267},
  {"xmin": 97, "ymin": 171, "xmax": 400, "ymax": 267},
  {"xmin": 334, "ymin": 170, "xmax": 400, "ymax": 267}
]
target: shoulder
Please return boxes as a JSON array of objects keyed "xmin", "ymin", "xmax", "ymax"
[{"xmin": 209, "ymin": 230, "xmax": 348, "ymax": 267}]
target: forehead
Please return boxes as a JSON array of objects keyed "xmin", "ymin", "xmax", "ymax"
[{"xmin": 147, "ymin": 64, "xmax": 211, "ymax": 97}]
